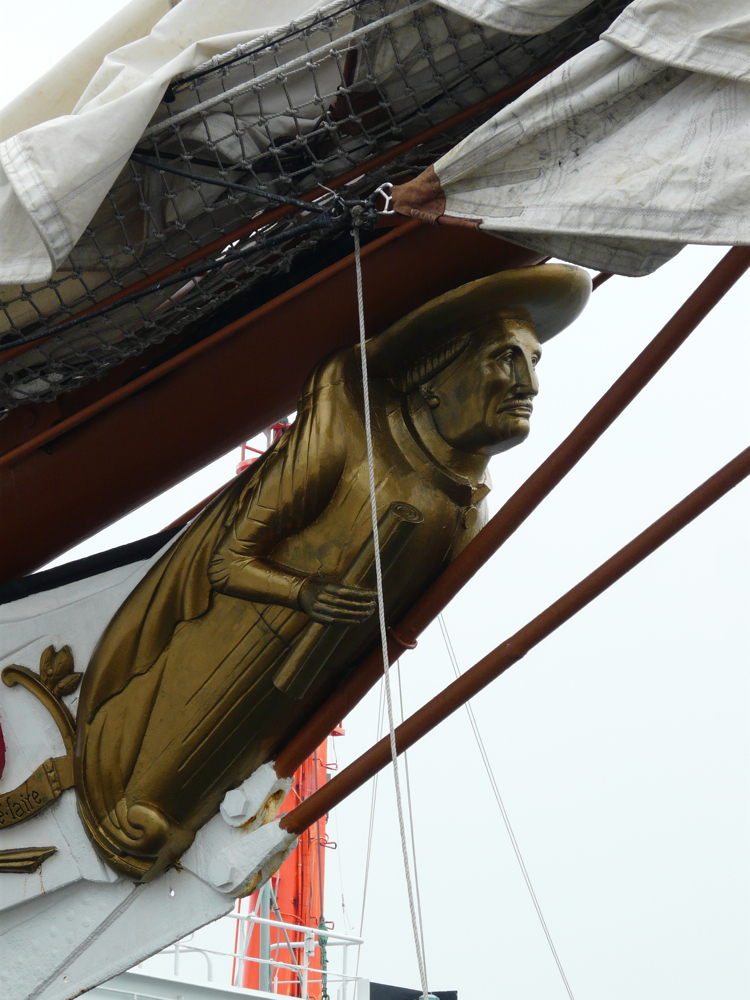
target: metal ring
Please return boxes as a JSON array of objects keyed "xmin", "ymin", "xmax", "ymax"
[{"xmin": 373, "ymin": 182, "xmax": 395, "ymax": 215}]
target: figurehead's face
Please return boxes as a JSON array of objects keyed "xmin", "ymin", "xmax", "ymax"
[{"xmin": 425, "ymin": 318, "xmax": 541, "ymax": 456}]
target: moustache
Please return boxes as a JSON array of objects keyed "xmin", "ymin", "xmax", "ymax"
[{"xmin": 496, "ymin": 396, "xmax": 534, "ymax": 415}]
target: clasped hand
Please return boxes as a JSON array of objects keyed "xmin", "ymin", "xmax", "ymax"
[{"xmin": 299, "ymin": 575, "xmax": 377, "ymax": 625}]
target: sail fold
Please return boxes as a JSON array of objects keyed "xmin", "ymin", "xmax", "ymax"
[
  {"xmin": 3, "ymin": 0, "xmax": 750, "ymax": 284},
  {"xmin": 392, "ymin": 0, "xmax": 750, "ymax": 275}
]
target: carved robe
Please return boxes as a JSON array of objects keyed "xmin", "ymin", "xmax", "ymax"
[{"xmin": 74, "ymin": 346, "xmax": 490, "ymax": 879}]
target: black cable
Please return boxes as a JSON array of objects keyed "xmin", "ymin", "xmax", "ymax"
[
  {"xmin": 3, "ymin": 159, "xmax": 380, "ymax": 354},
  {"xmin": 2, "ymin": 212, "xmax": 349, "ymax": 352},
  {"xmin": 130, "ymin": 153, "xmax": 330, "ymax": 214},
  {"xmin": 173, "ymin": 0, "xmax": 369, "ymax": 88},
  {"xmin": 133, "ymin": 146, "xmax": 238, "ymax": 171}
]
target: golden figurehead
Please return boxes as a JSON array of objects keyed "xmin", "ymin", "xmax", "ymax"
[{"xmin": 71, "ymin": 263, "xmax": 591, "ymax": 881}]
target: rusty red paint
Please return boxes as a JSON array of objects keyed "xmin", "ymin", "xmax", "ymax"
[{"xmin": 0, "ymin": 225, "xmax": 539, "ymax": 583}]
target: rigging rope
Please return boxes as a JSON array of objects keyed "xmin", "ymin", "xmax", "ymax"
[
  {"xmin": 130, "ymin": 153, "xmax": 331, "ymax": 214},
  {"xmin": 7, "ymin": 179, "xmax": 381, "ymax": 354},
  {"xmin": 355, "ymin": 676, "xmax": 386, "ymax": 977},
  {"xmin": 438, "ymin": 613, "xmax": 577, "ymax": 1000},
  {"xmin": 4, "ymin": 214, "xmax": 339, "ymax": 351},
  {"xmin": 396, "ymin": 661, "xmax": 429, "ymax": 965},
  {"xmin": 353, "ymin": 223, "xmax": 430, "ymax": 1000}
]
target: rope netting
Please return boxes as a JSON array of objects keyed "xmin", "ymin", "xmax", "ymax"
[{"xmin": 0, "ymin": 0, "xmax": 627, "ymax": 410}]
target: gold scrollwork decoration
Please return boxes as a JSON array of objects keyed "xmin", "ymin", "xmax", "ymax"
[
  {"xmin": 2, "ymin": 645, "xmax": 79, "ymax": 755},
  {"xmin": 0, "ymin": 646, "xmax": 79, "ymax": 834},
  {"xmin": 0, "ymin": 846, "xmax": 57, "ymax": 873}
]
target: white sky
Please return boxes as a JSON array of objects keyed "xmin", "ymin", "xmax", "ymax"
[
  {"xmin": 1, "ymin": 6, "xmax": 749, "ymax": 1000},
  {"xmin": 0, "ymin": 0, "xmax": 131, "ymax": 106}
]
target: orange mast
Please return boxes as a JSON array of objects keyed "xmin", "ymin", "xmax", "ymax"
[{"xmin": 238, "ymin": 730, "xmax": 342, "ymax": 997}]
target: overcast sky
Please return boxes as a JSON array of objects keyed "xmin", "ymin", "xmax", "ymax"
[{"xmin": 1, "ymin": 5, "xmax": 749, "ymax": 1000}]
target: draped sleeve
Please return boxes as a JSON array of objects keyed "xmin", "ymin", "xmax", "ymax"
[
  {"xmin": 207, "ymin": 356, "xmax": 349, "ymax": 606},
  {"xmin": 78, "ymin": 351, "xmax": 350, "ymax": 725}
]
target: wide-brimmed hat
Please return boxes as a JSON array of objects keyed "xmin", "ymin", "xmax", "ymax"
[{"xmin": 366, "ymin": 263, "xmax": 591, "ymax": 378}]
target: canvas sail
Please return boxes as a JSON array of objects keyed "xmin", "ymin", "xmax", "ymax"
[{"xmin": 391, "ymin": 0, "xmax": 750, "ymax": 275}]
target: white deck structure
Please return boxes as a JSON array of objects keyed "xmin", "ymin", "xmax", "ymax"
[{"xmin": 85, "ymin": 908, "xmax": 366, "ymax": 1000}]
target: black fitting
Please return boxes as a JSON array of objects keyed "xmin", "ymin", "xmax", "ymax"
[{"xmin": 349, "ymin": 201, "xmax": 380, "ymax": 231}]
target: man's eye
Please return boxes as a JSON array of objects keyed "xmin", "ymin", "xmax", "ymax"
[{"xmin": 532, "ymin": 355, "xmax": 540, "ymax": 367}]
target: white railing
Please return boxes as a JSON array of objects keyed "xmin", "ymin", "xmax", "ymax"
[{"xmin": 149, "ymin": 910, "xmax": 364, "ymax": 1000}]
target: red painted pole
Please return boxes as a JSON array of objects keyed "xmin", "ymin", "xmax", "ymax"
[
  {"xmin": 281, "ymin": 443, "xmax": 750, "ymax": 834},
  {"xmin": 275, "ymin": 245, "xmax": 750, "ymax": 778}
]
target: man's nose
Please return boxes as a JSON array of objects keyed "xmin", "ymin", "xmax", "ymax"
[{"xmin": 512, "ymin": 352, "xmax": 539, "ymax": 395}]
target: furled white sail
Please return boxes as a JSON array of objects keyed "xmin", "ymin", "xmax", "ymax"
[
  {"xmin": 393, "ymin": 0, "xmax": 750, "ymax": 275},
  {"xmin": 0, "ymin": 0, "xmax": 616, "ymax": 288},
  {"xmin": 421, "ymin": 0, "xmax": 593, "ymax": 31},
  {"xmin": 3, "ymin": 0, "xmax": 750, "ymax": 289},
  {"xmin": 0, "ymin": 0, "xmax": 338, "ymax": 284},
  {"xmin": 6, "ymin": 0, "xmax": 609, "ymax": 410}
]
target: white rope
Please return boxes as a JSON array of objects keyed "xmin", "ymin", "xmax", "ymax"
[
  {"xmin": 438, "ymin": 614, "xmax": 577, "ymax": 1000},
  {"xmin": 396, "ymin": 661, "xmax": 428, "ymax": 964},
  {"xmin": 353, "ymin": 225, "xmax": 430, "ymax": 1000},
  {"xmin": 355, "ymin": 677, "xmax": 386, "ymax": 977}
]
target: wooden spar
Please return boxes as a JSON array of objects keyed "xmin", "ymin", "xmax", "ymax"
[
  {"xmin": 280, "ymin": 442, "xmax": 750, "ymax": 835},
  {"xmin": 0, "ymin": 225, "xmax": 540, "ymax": 583},
  {"xmin": 274, "ymin": 244, "xmax": 750, "ymax": 777}
]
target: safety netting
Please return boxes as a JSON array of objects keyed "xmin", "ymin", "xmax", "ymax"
[{"xmin": 0, "ymin": 0, "xmax": 628, "ymax": 410}]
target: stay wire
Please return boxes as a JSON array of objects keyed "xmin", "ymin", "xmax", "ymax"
[
  {"xmin": 353, "ymin": 224, "xmax": 430, "ymax": 1000},
  {"xmin": 437, "ymin": 614, "xmax": 576, "ymax": 1000},
  {"xmin": 396, "ymin": 660, "xmax": 428, "ymax": 966},
  {"xmin": 4, "ymin": 212, "xmax": 341, "ymax": 351},
  {"xmin": 355, "ymin": 676, "xmax": 386, "ymax": 978},
  {"xmin": 130, "ymin": 153, "xmax": 331, "ymax": 214}
]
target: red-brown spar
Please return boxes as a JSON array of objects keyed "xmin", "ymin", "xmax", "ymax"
[
  {"xmin": 275, "ymin": 244, "xmax": 750, "ymax": 778},
  {"xmin": 281, "ymin": 441, "xmax": 750, "ymax": 835},
  {"xmin": 4, "ymin": 1, "xmax": 749, "ymax": 996}
]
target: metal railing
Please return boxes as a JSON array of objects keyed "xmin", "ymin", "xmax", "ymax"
[{"xmin": 146, "ymin": 909, "xmax": 364, "ymax": 1000}]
